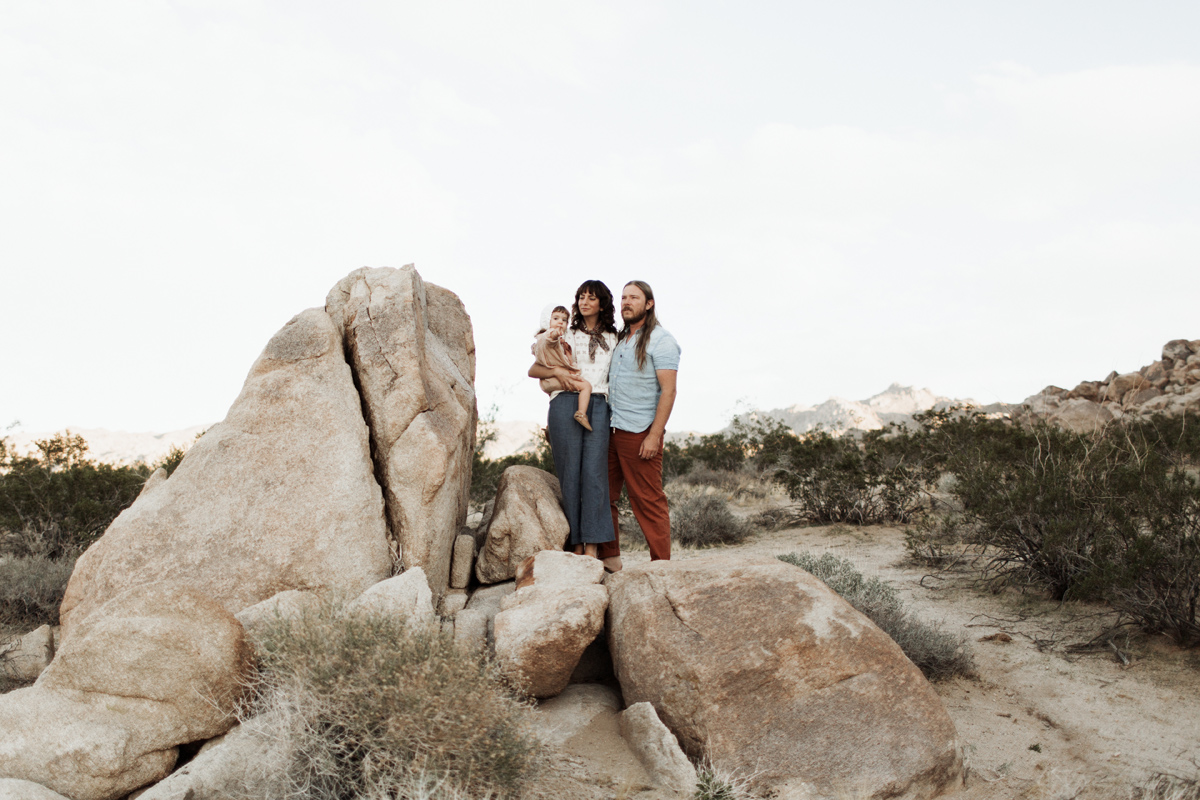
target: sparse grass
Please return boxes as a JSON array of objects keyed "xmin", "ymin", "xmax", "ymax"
[
  {"xmin": 244, "ymin": 598, "xmax": 542, "ymax": 799},
  {"xmin": 692, "ymin": 758, "xmax": 759, "ymax": 800},
  {"xmin": 778, "ymin": 551, "xmax": 975, "ymax": 681},
  {"xmin": 0, "ymin": 554, "xmax": 75, "ymax": 631}
]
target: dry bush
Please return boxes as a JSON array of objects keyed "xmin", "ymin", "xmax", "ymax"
[
  {"xmin": 669, "ymin": 466, "xmax": 779, "ymax": 503},
  {"xmin": 777, "ymin": 551, "xmax": 975, "ymax": 681},
  {"xmin": 245, "ymin": 599, "xmax": 541, "ymax": 799},
  {"xmin": 670, "ymin": 492, "xmax": 753, "ymax": 548},
  {"xmin": 0, "ymin": 554, "xmax": 75, "ymax": 630},
  {"xmin": 1134, "ymin": 774, "xmax": 1200, "ymax": 800}
]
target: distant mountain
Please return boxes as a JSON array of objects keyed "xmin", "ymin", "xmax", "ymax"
[
  {"xmin": 748, "ymin": 384, "xmax": 1006, "ymax": 436},
  {"xmin": 5, "ymin": 425, "xmax": 210, "ymax": 466}
]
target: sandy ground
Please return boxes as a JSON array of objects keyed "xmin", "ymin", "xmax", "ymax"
[{"xmin": 615, "ymin": 490, "xmax": 1200, "ymax": 799}]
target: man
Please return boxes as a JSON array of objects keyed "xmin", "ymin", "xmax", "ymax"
[{"xmin": 598, "ymin": 280, "xmax": 680, "ymax": 567}]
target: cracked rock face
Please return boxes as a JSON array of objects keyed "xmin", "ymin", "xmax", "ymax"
[
  {"xmin": 326, "ymin": 266, "xmax": 476, "ymax": 600},
  {"xmin": 475, "ymin": 466, "xmax": 570, "ymax": 584},
  {"xmin": 60, "ymin": 308, "xmax": 392, "ymax": 637},
  {"xmin": 606, "ymin": 555, "xmax": 964, "ymax": 800},
  {"xmin": 0, "ymin": 585, "xmax": 253, "ymax": 800}
]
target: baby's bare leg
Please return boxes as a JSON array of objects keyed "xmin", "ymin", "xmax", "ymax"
[
  {"xmin": 577, "ymin": 379, "xmax": 593, "ymax": 419},
  {"xmin": 573, "ymin": 379, "xmax": 594, "ymax": 431}
]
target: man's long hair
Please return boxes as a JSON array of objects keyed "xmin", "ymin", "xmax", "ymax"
[
  {"xmin": 620, "ymin": 280, "xmax": 658, "ymax": 370},
  {"xmin": 570, "ymin": 280, "xmax": 617, "ymax": 334}
]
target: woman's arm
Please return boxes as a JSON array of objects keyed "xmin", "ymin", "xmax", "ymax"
[{"xmin": 529, "ymin": 362, "xmax": 584, "ymax": 390}]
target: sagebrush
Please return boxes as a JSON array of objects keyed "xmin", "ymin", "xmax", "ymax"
[
  {"xmin": 778, "ymin": 551, "xmax": 975, "ymax": 681},
  {"xmin": 247, "ymin": 600, "xmax": 541, "ymax": 799}
]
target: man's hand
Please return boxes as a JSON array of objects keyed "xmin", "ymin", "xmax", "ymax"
[{"xmin": 639, "ymin": 429, "xmax": 663, "ymax": 459}]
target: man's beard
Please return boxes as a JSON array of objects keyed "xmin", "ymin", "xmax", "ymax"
[{"xmin": 623, "ymin": 308, "xmax": 647, "ymax": 326}]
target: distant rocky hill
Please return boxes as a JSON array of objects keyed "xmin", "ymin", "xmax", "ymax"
[
  {"xmin": 5, "ymin": 425, "xmax": 210, "ymax": 465},
  {"xmin": 749, "ymin": 383, "xmax": 1006, "ymax": 436},
  {"xmin": 1013, "ymin": 337, "xmax": 1200, "ymax": 433}
]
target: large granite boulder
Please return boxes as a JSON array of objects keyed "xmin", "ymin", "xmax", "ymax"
[
  {"xmin": 475, "ymin": 466, "xmax": 570, "ymax": 584},
  {"xmin": 606, "ymin": 555, "xmax": 963, "ymax": 800},
  {"xmin": 60, "ymin": 308, "xmax": 392, "ymax": 638},
  {"xmin": 326, "ymin": 266, "xmax": 476, "ymax": 601},
  {"xmin": 0, "ymin": 585, "xmax": 252, "ymax": 800},
  {"xmin": 493, "ymin": 552, "xmax": 607, "ymax": 698}
]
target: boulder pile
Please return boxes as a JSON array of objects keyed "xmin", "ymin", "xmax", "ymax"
[
  {"xmin": 1013, "ymin": 338, "xmax": 1200, "ymax": 433},
  {"xmin": 0, "ymin": 265, "xmax": 964, "ymax": 800}
]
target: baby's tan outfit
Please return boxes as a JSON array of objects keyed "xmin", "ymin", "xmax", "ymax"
[{"xmin": 532, "ymin": 331, "xmax": 576, "ymax": 394}]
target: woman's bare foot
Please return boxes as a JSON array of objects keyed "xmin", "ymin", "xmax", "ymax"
[
  {"xmin": 573, "ymin": 544, "xmax": 585, "ymax": 555},
  {"xmin": 584, "ymin": 543, "xmax": 598, "ymax": 559},
  {"xmin": 573, "ymin": 411, "xmax": 593, "ymax": 431}
]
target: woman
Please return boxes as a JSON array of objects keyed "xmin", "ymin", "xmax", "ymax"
[{"xmin": 528, "ymin": 280, "xmax": 619, "ymax": 560}]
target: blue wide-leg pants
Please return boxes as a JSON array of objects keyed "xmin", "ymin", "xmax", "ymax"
[{"xmin": 546, "ymin": 392, "xmax": 615, "ymax": 546}]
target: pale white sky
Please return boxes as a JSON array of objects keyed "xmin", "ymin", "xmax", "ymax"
[{"xmin": 2, "ymin": 1, "xmax": 1198, "ymax": 436}]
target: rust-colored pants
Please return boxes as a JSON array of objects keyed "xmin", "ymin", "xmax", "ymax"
[{"xmin": 598, "ymin": 428, "xmax": 672, "ymax": 561}]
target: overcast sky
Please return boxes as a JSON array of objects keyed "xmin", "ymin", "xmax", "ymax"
[{"xmin": 3, "ymin": 1, "xmax": 1198, "ymax": 437}]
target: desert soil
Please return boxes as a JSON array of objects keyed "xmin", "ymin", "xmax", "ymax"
[{"xmin": 615, "ymin": 491, "xmax": 1200, "ymax": 799}]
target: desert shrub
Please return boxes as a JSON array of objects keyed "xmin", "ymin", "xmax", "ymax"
[
  {"xmin": 1134, "ymin": 774, "xmax": 1200, "ymax": 800},
  {"xmin": 0, "ymin": 554, "xmax": 76, "ymax": 630},
  {"xmin": 0, "ymin": 432, "xmax": 152, "ymax": 557},
  {"xmin": 248, "ymin": 600, "xmax": 540, "ymax": 799},
  {"xmin": 693, "ymin": 758, "xmax": 757, "ymax": 800},
  {"xmin": 904, "ymin": 513, "xmax": 971, "ymax": 567},
  {"xmin": 470, "ymin": 419, "xmax": 555, "ymax": 508},
  {"xmin": 671, "ymin": 493, "xmax": 753, "ymax": 547},
  {"xmin": 772, "ymin": 428, "xmax": 937, "ymax": 524},
  {"xmin": 777, "ymin": 551, "xmax": 975, "ymax": 681}
]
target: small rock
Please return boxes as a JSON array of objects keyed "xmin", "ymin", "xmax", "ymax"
[
  {"xmin": 350, "ymin": 568, "xmax": 435, "ymax": 627},
  {"xmin": 440, "ymin": 589, "xmax": 469, "ymax": 617},
  {"xmin": 450, "ymin": 534, "xmax": 476, "ymax": 589},
  {"xmin": 620, "ymin": 702, "xmax": 698, "ymax": 796},
  {"xmin": 0, "ymin": 625, "xmax": 55, "ymax": 682},
  {"xmin": 475, "ymin": 466, "xmax": 570, "ymax": 584}
]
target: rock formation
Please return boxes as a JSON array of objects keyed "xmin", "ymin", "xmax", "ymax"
[
  {"xmin": 325, "ymin": 266, "xmax": 476, "ymax": 599},
  {"xmin": 493, "ymin": 551, "xmax": 608, "ymax": 698},
  {"xmin": 0, "ymin": 585, "xmax": 253, "ymax": 800},
  {"xmin": 475, "ymin": 466, "xmax": 570, "ymax": 584},
  {"xmin": 1014, "ymin": 338, "xmax": 1200, "ymax": 433},
  {"xmin": 59, "ymin": 307, "xmax": 393, "ymax": 637},
  {"xmin": 606, "ymin": 554, "xmax": 964, "ymax": 800}
]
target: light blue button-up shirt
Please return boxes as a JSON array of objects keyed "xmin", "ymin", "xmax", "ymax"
[{"xmin": 608, "ymin": 325, "xmax": 681, "ymax": 433}]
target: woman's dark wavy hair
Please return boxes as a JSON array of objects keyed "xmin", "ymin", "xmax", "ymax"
[{"xmin": 570, "ymin": 280, "xmax": 617, "ymax": 334}]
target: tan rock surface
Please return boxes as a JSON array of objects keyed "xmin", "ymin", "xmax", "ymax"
[
  {"xmin": 60, "ymin": 308, "xmax": 391, "ymax": 638},
  {"xmin": 606, "ymin": 554, "xmax": 963, "ymax": 800},
  {"xmin": 349, "ymin": 567, "xmax": 436, "ymax": 627},
  {"xmin": 620, "ymin": 702, "xmax": 697, "ymax": 796},
  {"xmin": 475, "ymin": 466, "xmax": 570, "ymax": 584},
  {"xmin": 326, "ymin": 266, "xmax": 476, "ymax": 601},
  {"xmin": 0, "ymin": 585, "xmax": 252, "ymax": 800},
  {"xmin": 0, "ymin": 779, "xmax": 74, "ymax": 800},
  {"xmin": 450, "ymin": 533, "xmax": 475, "ymax": 589},
  {"xmin": 494, "ymin": 555, "xmax": 608, "ymax": 698}
]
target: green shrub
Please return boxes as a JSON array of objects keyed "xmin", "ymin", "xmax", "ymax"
[
  {"xmin": 671, "ymin": 493, "xmax": 753, "ymax": 548},
  {"xmin": 470, "ymin": 418, "xmax": 555, "ymax": 508},
  {"xmin": 0, "ymin": 432, "xmax": 153, "ymax": 557},
  {"xmin": 248, "ymin": 600, "xmax": 540, "ymax": 799},
  {"xmin": 778, "ymin": 551, "xmax": 975, "ymax": 681},
  {"xmin": 772, "ymin": 428, "xmax": 936, "ymax": 524},
  {"xmin": 0, "ymin": 554, "xmax": 76, "ymax": 630}
]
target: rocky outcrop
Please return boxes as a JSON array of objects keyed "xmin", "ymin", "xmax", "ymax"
[
  {"xmin": 475, "ymin": 466, "xmax": 570, "ymax": 584},
  {"xmin": 60, "ymin": 307, "xmax": 392, "ymax": 637},
  {"xmin": 606, "ymin": 555, "xmax": 963, "ymax": 800},
  {"xmin": 0, "ymin": 585, "xmax": 252, "ymax": 800},
  {"xmin": 325, "ymin": 266, "xmax": 476, "ymax": 600},
  {"xmin": 0, "ymin": 780, "xmax": 73, "ymax": 800},
  {"xmin": 493, "ymin": 552, "xmax": 607, "ymax": 698},
  {"xmin": 1015, "ymin": 338, "xmax": 1200, "ymax": 432}
]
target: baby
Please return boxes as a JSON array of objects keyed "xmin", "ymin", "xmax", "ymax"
[{"xmin": 532, "ymin": 305, "xmax": 593, "ymax": 431}]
